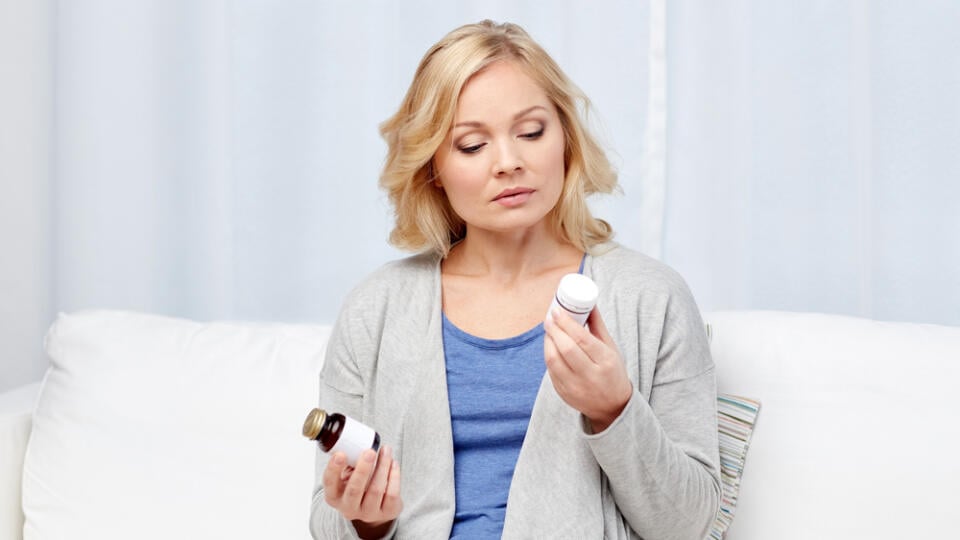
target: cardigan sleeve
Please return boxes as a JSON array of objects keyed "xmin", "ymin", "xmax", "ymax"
[
  {"xmin": 309, "ymin": 305, "xmax": 365, "ymax": 540},
  {"xmin": 582, "ymin": 274, "xmax": 721, "ymax": 540},
  {"xmin": 308, "ymin": 299, "xmax": 399, "ymax": 540}
]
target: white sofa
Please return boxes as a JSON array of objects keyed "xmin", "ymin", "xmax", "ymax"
[{"xmin": 1, "ymin": 309, "xmax": 958, "ymax": 539}]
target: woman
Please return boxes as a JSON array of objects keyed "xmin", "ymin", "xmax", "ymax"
[{"xmin": 310, "ymin": 20, "xmax": 720, "ymax": 540}]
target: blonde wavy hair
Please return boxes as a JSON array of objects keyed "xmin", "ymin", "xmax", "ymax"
[{"xmin": 379, "ymin": 20, "xmax": 618, "ymax": 257}]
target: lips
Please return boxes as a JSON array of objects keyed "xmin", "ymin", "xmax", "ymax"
[
  {"xmin": 493, "ymin": 187, "xmax": 535, "ymax": 201},
  {"xmin": 492, "ymin": 187, "xmax": 535, "ymax": 208}
]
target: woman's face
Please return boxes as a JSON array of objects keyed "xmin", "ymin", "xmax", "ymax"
[{"xmin": 433, "ymin": 60, "xmax": 566, "ymax": 237}]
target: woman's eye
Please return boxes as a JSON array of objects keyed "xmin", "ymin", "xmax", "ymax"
[
  {"xmin": 520, "ymin": 128, "xmax": 544, "ymax": 140},
  {"xmin": 458, "ymin": 143, "xmax": 485, "ymax": 154}
]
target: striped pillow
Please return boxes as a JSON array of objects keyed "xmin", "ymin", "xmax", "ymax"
[{"xmin": 708, "ymin": 394, "xmax": 761, "ymax": 539}]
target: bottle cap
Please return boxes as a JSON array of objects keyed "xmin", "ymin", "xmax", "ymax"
[
  {"xmin": 557, "ymin": 274, "xmax": 598, "ymax": 313},
  {"xmin": 302, "ymin": 408, "xmax": 327, "ymax": 440}
]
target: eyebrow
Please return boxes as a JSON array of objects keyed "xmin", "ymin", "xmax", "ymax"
[{"xmin": 453, "ymin": 105, "xmax": 547, "ymax": 129}]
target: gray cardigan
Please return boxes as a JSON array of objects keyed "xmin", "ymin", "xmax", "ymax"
[{"xmin": 310, "ymin": 243, "xmax": 721, "ymax": 540}]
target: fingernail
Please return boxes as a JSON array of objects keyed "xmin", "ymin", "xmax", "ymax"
[
  {"xmin": 332, "ymin": 453, "xmax": 345, "ymax": 466},
  {"xmin": 364, "ymin": 450, "xmax": 376, "ymax": 462}
]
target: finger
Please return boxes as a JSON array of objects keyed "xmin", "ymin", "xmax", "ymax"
[
  {"xmin": 342, "ymin": 449, "xmax": 378, "ymax": 510},
  {"xmin": 550, "ymin": 307, "xmax": 600, "ymax": 354},
  {"xmin": 545, "ymin": 308, "xmax": 594, "ymax": 371},
  {"xmin": 381, "ymin": 458, "xmax": 403, "ymax": 516},
  {"xmin": 322, "ymin": 452, "xmax": 349, "ymax": 501},
  {"xmin": 543, "ymin": 330, "xmax": 575, "ymax": 381},
  {"xmin": 362, "ymin": 446, "xmax": 393, "ymax": 511},
  {"xmin": 554, "ymin": 307, "xmax": 619, "ymax": 367}
]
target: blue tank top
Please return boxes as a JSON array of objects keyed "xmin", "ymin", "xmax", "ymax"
[
  {"xmin": 442, "ymin": 315, "xmax": 545, "ymax": 539},
  {"xmin": 442, "ymin": 255, "xmax": 585, "ymax": 539}
]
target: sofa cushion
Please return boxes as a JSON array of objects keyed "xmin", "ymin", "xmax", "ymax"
[
  {"xmin": 22, "ymin": 310, "xmax": 330, "ymax": 540},
  {"xmin": 704, "ymin": 310, "xmax": 960, "ymax": 539},
  {"xmin": 0, "ymin": 383, "xmax": 40, "ymax": 540}
]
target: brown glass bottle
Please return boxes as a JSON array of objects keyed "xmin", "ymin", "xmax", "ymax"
[{"xmin": 302, "ymin": 408, "xmax": 380, "ymax": 467}]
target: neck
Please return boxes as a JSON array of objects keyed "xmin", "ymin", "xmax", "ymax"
[{"xmin": 444, "ymin": 224, "xmax": 580, "ymax": 283}]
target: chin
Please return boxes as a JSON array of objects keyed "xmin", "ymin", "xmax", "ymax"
[{"xmin": 486, "ymin": 213, "xmax": 554, "ymax": 235}]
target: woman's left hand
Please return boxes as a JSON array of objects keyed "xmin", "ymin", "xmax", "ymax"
[{"xmin": 544, "ymin": 307, "xmax": 633, "ymax": 433}]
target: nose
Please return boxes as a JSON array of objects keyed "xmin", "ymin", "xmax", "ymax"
[{"xmin": 493, "ymin": 139, "xmax": 523, "ymax": 176}]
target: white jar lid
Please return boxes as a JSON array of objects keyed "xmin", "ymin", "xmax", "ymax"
[{"xmin": 557, "ymin": 273, "xmax": 598, "ymax": 313}]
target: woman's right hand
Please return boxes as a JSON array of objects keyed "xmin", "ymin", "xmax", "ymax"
[{"xmin": 322, "ymin": 445, "xmax": 402, "ymax": 538}]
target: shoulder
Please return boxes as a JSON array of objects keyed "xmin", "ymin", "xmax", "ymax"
[
  {"xmin": 589, "ymin": 242, "xmax": 691, "ymax": 299},
  {"xmin": 338, "ymin": 251, "xmax": 440, "ymax": 318},
  {"xmin": 353, "ymin": 251, "xmax": 439, "ymax": 293}
]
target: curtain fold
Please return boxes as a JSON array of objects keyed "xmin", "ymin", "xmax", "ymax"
[
  {"xmin": 0, "ymin": 0, "xmax": 53, "ymax": 391},
  {"xmin": 663, "ymin": 0, "xmax": 960, "ymax": 326}
]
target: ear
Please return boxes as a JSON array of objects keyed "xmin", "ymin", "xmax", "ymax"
[{"xmin": 428, "ymin": 160, "xmax": 442, "ymax": 188}]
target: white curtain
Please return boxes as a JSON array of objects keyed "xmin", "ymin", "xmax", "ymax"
[
  {"xmin": 4, "ymin": 1, "xmax": 958, "ymax": 393},
  {"xmin": 1, "ymin": 1, "xmax": 659, "ymax": 391},
  {"xmin": 0, "ymin": 0, "xmax": 53, "ymax": 391},
  {"xmin": 664, "ymin": 1, "xmax": 960, "ymax": 326}
]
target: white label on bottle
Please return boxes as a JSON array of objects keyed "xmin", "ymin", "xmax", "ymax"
[{"xmin": 329, "ymin": 416, "xmax": 377, "ymax": 467}]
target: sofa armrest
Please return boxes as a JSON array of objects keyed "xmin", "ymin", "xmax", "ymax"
[{"xmin": 0, "ymin": 382, "xmax": 41, "ymax": 540}]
